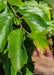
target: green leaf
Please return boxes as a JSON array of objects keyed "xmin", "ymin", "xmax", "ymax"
[
  {"xmin": 30, "ymin": 31, "xmax": 49, "ymax": 53},
  {"xmin": 26, "ymin": 68, "xmax": 32, "ymax": 75},
  {"xmin": 8, "ymin": 0, "xmax": 23, "ymax": 7},
  {"xmin": 18, "ymin": 1, "xmax": 49, "ymax": 18},
  {"xmin": 0, "ymin": 7, "xmax": 14, "ymax": 52},
  {"xmin": 19, "ymin": 1, "xmax": 51, "ymax": 16},
  {"xmin": 8, "ymin": 29, "xmax": 28, "ymax": 73},
  {"xmin": 22, "ymin": 14, "xmax": 49, "ymax": 32},
  {"xmin": 0, "ymin": 0, "xmax": 6, "ymax": 12},
  {"xmin": 18, "ymin": 1, "xmax": 51, "ymax": 21}
]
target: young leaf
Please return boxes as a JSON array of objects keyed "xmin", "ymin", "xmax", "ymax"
[
  {"xmin": 0, "ymin": 7, "xmax": 14, "ymax": 52},
  {"xmin": 0, "ymin": 0, "xmax": 6, "ymax": 12},
  {"xmin": 8, "ymin": 29, "xmax": 28, "ymax": 73},
  {"xmin": 8, "ymin": 0, "xmax": 23, "ymax": 7},
  {"xmin": 30, "ymin": 31, "xmax": 50, "ymax": 54}
]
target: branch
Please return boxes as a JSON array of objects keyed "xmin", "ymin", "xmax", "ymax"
[{"xmin": 10, "ymin": 6, "xmax": 30, "ymax": 35}]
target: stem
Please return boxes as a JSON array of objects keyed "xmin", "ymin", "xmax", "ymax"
[{"xmin": 10, "ymin": 6, "xmax": 29, "ymax": 35}]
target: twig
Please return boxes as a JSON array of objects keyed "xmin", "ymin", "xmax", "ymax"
[
  {"xmin": 10, "ymin": 6, "xmax": 29, "ymax": 35},
  {"xmin": 6, "ymin": 0, "xmax": 8, "ymax": 5}
]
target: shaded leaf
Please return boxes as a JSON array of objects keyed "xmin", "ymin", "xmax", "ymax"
[{"xmin": 2, "ymin": 54, "xmax": 11, "ymax": 75}]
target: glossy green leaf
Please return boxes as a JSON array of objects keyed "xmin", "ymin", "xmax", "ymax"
[
  {"xmin": 30, "ymin": 31, "xmax": 49, "ymax": 53},
  {"xmin": 26, "ymin": 68, "xmax": 32, "ymax": 75},
  {"xmin": 22, "ymin": 14, "xmax": 49, "ymax": 32},
  {"xmin": 8, "ymin": 0, "xmax": 23, "ymax": 7},
  {"xmin": 0, "ymin": 0, "xmax": 6, "ymax": 12},
  {"xmin": 18, "ymin": 1, "xmax": 50, "ymax": 18},
  {"xmin": 0, "ymin": 7, "xmax": 14, "ymax": 52},
  {"xmin": 18, "ymin": 6, "xmax": 44, "ymax": 17},
  {"xmin": 8, "ymin": 29, "xmax": 28, "ymax": 73}
]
